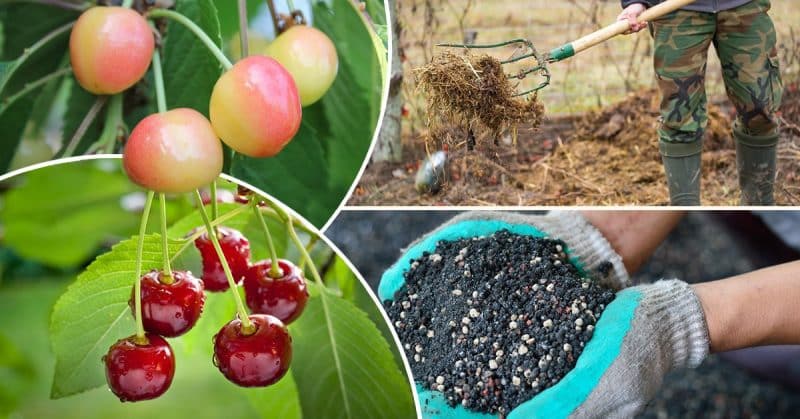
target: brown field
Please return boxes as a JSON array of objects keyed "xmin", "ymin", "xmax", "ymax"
[{"xmin": 351, "ymin": 0, "xmax": 800, "ymax": 206}]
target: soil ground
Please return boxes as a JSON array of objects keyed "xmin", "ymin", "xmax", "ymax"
[{"xmin": 351, "ymin": 85, "xmax": 800, "ymax": 206}]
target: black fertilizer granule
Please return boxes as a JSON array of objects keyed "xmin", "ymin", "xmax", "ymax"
[{"xmin": 385, "ymin": 230, "xmax": 616, "ymax": 416}]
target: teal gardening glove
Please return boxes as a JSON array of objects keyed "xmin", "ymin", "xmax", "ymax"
[{"xmin": 379, "ymin": 212, "xmax": 710, "ymax": 418}]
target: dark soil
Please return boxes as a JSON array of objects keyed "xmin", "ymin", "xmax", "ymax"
[
  {"xmin": 327, "ymin": 211, "xmax": 800, "ymax": 418},
  {"xmin": 384, "ymin": 230, "xmax": 615, "ymax": 415},
  {"xmin": 351, "ymin": 84, "xmax": 800, "ymax": 206}
]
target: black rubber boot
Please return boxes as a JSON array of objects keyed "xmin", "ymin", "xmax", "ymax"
[
  {"xmin": 733, "ymin": 121, "xmax": 779, "ymax": 206},
  {"xmin": 659, "ymin": 139, "xmax": 703, "ymax": 206}
]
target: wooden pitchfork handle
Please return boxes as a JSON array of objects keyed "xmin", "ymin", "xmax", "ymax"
[{"xmin": 548, "ymin": 0, "xmax": 698, "ymax": 62}]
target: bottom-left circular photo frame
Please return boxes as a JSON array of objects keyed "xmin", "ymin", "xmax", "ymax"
[{"xmin": 0, "ymin": 157, "xmax": 417, "ymax": 419}]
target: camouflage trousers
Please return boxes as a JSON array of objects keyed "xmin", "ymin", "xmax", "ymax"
[{"xmin": 651, "ymin": 0, "xmax": 783, "ymax": 143}]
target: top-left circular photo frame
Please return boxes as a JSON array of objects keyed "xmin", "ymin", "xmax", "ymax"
[{"xmin": 0, "ymin": 0, "xmax": 389, "ymax": 229}]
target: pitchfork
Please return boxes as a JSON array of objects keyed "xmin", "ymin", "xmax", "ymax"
[{"xmin": 436, "ymin": 0, "xmax": 698, "ymax": 97}]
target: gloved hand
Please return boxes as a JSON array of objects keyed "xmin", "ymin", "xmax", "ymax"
[{"xmin": 379, "ymin": 211, "xmax": 710, "ymax": 419}]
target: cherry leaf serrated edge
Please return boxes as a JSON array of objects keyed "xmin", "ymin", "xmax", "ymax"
[{"xmin": 49, "ymin": 234, "xmax": 184, "ymax": 399}]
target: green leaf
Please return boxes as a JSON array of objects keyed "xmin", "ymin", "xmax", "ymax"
[
  {"xmin": 230, "ymin": 0, "xmax": 382, "ymax": 228},
  {"xmin": 289, "ymin": 285, "xmax": 415, "ymax": 418},
  {"xmin": 162, "ymin": 0, "xmax": 225, "ymax": 115},
  {"xmin": 0, "ymin": 4, "xmax": 77, "ymax": 60},
  {"xmin": 49, "ymin": 234, "xmax": 185, "ymax": 398},
  {"xmin": 0, "ymin": 333, "xmax": 37, "ymax": 416},
  {"xmin": 0, "ymin": 95, "xmax": 34, "ymax": 172},
  {"xmin": 244, "ymin": 372, "xmax": 303, "ymax": 419},
  {"xmin": 0, "ymin": 162, "xmax": 139, "ymax": 268}
]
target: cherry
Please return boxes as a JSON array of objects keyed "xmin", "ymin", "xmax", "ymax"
[
  {"xmin": 70, "ymin": 7, "xmax": 154, "ymax": 95},
  {"xmin": 194, "ymin": 227, "xmax": 251, "ymax": 292},
  {"xmin": 213, "ymin": 314, "xmax": 292, "ymax": 387},
  {"xmin": 209, "ymin": 56, "xmax": 302, "ymax": 157},
  {"xmin": 104, "ymin": 333, "xmax": 175, "ymax": 402},
  {"xmin": 265, "ymin": 25, "xmax": 338, "ymax": 106},
  {"xmin": 130, "ymin": 270, "xmax": 205, "ymax": 337},
  {"xmin": 123, "ymin": 108, "xmax": 223, "ymax": 193},
  {"xmin": 243, "ymin": 259, "xmax": 309, "ymax": 325}
]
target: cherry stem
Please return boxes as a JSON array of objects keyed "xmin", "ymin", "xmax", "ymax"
[
  {"xmin": 151, "ymin": 45, "xmax": 168, "ymax": 113},
  {"xmin": 61, "ymin": 96, "xmax": 107, "ymax": 157},
  {"xmin": 194, "ymin": 190, "xmax": 254, "ymax": 334},
  {"xmin": 251, "ymin": 199, "xmax": 282, "ymax": 278},
  {"xmin": 287, "ymin": 0, "xmax": 296, "ymax": 11},
  {"xmin": 147, "ymin": 9, "xmax": 234, "ymax": 70},
  {"xmin": 134, "ymin": 191, "xmax": 155, "ymax": 342},
  {"xmin": 210, "ymin": 182, "xmax": 219, "ymax": 225},
  {"xmin": 238, "ymin": 0, "xmax": 249, "ymax": 58},
  {"xmin": 297, "ymin": 235, "xmax": 319, "ymax": 272},
  {"xmin": 265, "ymin": 0, "xmax": 280, "ymax": 34},
  {"xmin": 284, "ymin": 210, "xmax": 323, "ymax": 285},
  {"xmin": 121, "ymin": 0, "xmax": 134, "ymax": 8},
  {"xmin": 159, "ymin": 193, "xmax": 174, "ymax": 283},
  {"xmin": 1, "ymin": 67, "xmax": 71, "ymax": 110},
  {"xmin": 31, "ymin": 0, "xmax": 89, "ymax": 12}
]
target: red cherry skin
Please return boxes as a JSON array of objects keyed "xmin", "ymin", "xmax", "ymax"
[
  {"xmin": 213, "ymin": 314, "xmax": 292, "ymax": 387},
  {"xmin": 244, "ymin": 259, "xmax": 309, "ymax": 324},
  {"xmin": 130, "ymin": 270, "xmax": 205, "ymax": 337},
  {"xmin": 194, "ymin": 227, "xmax": 251, "ymax": 292},
  {"xmin": 104, "ymin": 333, "xmax": 175, "ymax": 402}
]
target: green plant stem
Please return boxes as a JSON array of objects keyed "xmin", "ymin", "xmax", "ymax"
[
  {"xmin": 147, "ymin": 8, "xmax": 234, "ymax": 70},
  {"xmin": 121, "ymin": 0, "xmax": 134, "ymax": 8},
  {"xmin": 1, "ymin": 67, "xmax": 71, "ymax": 111},
  {"xmin": 168, "ymin": 202, "xmax": 316, "ymax": 263},
  {"xmin": 210, "ymin": 182, "xmax": 219, "ymax": 222},
  {"xmin": 61, "ymin": 96, "xmax": 107, "ymax": 157},
  {"xmin": 238, "ymin": 0, "xmax": 249, "ymax": 59},
  {"xmin": 287, "ymin": 0, "xmax": 295, "ymax": 12},
  {"xmin": 285, "ymin": 213, "xmax": 323, "ymax": 285},
  {"xmin": 298, "ymin": 235, "xmax": 319, "ymax": 272},
  {"xmin": 86, "ymin": 93, "xmax": 123, "ymax": 154},
  {"xmin": 251, "ymin": 199, "xmax": 282, "ymax": 278},
  {"xmin": 194, "ymin": 190, "xmax": 254, "ymax": 333},
  {"xmin": 150, "ymin": 46, "xmax": 168, "ymax": 113},
  {"xmin": 159, "ymin": 193, "xmax": 174, "ymax": 282},
  {"xmin": 0, "ymin": 22, "xmax": 73, "ymax": 98},
  {"xmin": 347, "ymin": 0, "xmax": 387, "ymax": 89},
  {"xmin": 134, "ymin": 191, "xmax": 155, "ymax": 342}
]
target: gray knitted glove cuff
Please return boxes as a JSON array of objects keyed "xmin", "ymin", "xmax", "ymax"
[
  {"xmin": 634, "ymin": 279, "xmax": 710, "ymax": 369},
  {"xmin": 441, "ymin": 211, "xmax": 630, "ymax": 290}
]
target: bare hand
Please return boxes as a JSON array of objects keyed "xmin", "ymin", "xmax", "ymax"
[{"xmin": 618, "ymin": 3, "xmax": 648, "ymax": 34}]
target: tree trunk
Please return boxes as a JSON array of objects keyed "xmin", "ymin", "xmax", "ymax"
[{"xmin": 372, "ymin": 0, "xmax": 403, "ymax": 163}]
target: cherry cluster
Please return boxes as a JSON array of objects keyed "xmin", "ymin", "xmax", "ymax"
[
  {"xmin": 104, "ymin": 221, "xmax": 309, "ymax": 402},
  {"xmin": 68, "ymin": 5, "xmax": 338, "ymax": 194}
]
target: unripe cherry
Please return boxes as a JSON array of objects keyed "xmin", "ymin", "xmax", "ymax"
[
  {"xmin": 209, "ymin": 56, "xmax": 302, "ymax": 158},
  {"xmin": 123, "ymin": 108, "xmax": 223, "ymax": 193},
  {"xmin": 265, "ymin": 25, "xmax": 338, "ymax": 106},
  {"xmin": 69, "ymin": 6, "xmax": 154, "ymax": 94}
]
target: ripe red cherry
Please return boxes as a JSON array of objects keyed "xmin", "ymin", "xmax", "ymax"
[
  {"xmin": 213, "ymin": 314, "xmax": 292, "ymax": 387},
  {"xmin": 104, "ymin": 333, "xmax": 175, "ymax": 402},
  {"xmin": 70, "ymin": 7, "xmax": 154, "ymax": 94},
  {"xmin": 194, "ymin": 227, "xmax": 251, "ymax": 292},
  {"xmin": 244, "ymin": 259, "xmax": 309, "ymax": 325},
  {"xmin": 265, "ymin": 25, "xmax": 338, "ymax": 106},
  {"xmin": 130, "ymin": 270, "xmax": 205, "ymax": 337},
  {"xmin": 123, "ymin": 108, "xmax": 223, "ymax": 193},
  {"xmin": 209, "ymin": 56, "xmax": 302, "ymax": 157}
]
